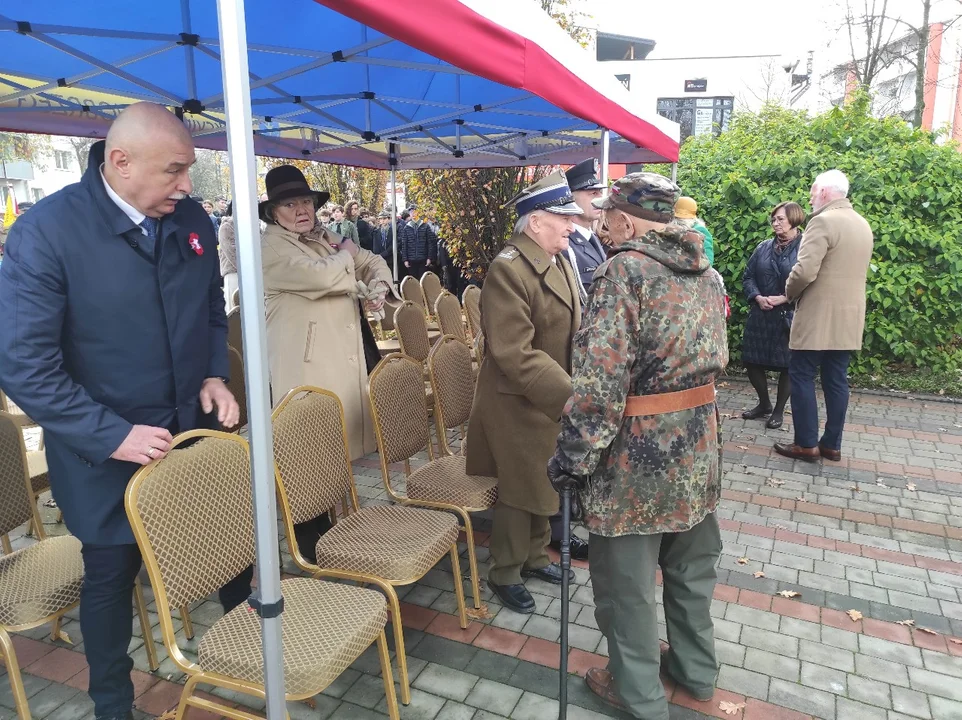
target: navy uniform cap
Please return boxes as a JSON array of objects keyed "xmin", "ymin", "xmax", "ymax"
[{"xmin": 565, "ymin": 158, "xmax": 606, "ymax": 192}]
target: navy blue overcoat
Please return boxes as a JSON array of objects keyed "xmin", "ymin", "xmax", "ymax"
[{"xmin": 0, "ymin": 141, "xmax": 228, "ymax": 545}]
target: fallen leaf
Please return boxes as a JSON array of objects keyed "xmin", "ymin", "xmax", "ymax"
[
  {"xmin": 847, "ymin": 609, "xmax": 863, "ymax": 622},
  {"xmin": 851, "ymin": 484, "xmax": 862, "ymax": 493},
  {"xmin": 737, "ymin": 557, "xmax": 749, "ymax": 565},
  {"xmin": 876, "ymin": 480, "xmax": 888, "ymax": 488},
  {"xmin": 301, "ymin": 698, "xmax": 317, "ymax": 709},
  {"xmin": 795, "ymin": 496, "xmax": 807, "ymax": 503},
  {"xmin": 767, "ymin": 478, "xmax": 785, "ymax": 487},
  {"xmin": 50, "ymin": 627, "xmax": 72, "ymax": 645},
  {"xmin": 466, "ymin": 604, "xmax": 493, "ymax": 620},
  {"xmin": 951, "ymin": 639, "xmax": 962, "ymax": 645},
  {"xmin": 897, "ymin": 619, "xmax": 916, "ymax": 626},
  {"xmin": 718, "ymin": 382, "xmax": 729, "ymax": 388},
  {"xmin": 918, "ymin": 627, "xmax": 938, "ymax": 635},
  {"xmin": 906, "ymin": 482, "xmax": 917, "ymax": 491},
  {"xmin": 777, "ymin": 590, "xmax": 801, "ymax": 598},
  {"xmin": 939, "ymin": 390, "xmax": 945, "ymax": 396},
  {"xmin": 939, "ymin": 427, "xmax": 948, "ymax": 431},
  {"xmin": 736, "ymin": 445, "xmax": 750, "ymax": 451},
  {"xmin": 753, "ymin": 571, "xmax": 766, "ymax": 578},
  {"xmin": 156, "ymin": 713, "xmax": 177, "ymax": 720},
  {"xmin": 719, "ymin": 700, "xmax": 746, "ymax": 715}
]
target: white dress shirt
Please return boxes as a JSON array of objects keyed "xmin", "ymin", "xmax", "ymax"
[{"xmin": 100, "ymin": 165, "xmax": 147, "ymax": 234}]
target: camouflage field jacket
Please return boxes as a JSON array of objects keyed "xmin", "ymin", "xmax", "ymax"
[{"xmin": 554, "ymin": 224, "xmax": 729, "ymax": 537}]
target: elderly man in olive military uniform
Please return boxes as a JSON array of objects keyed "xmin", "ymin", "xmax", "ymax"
[
  {"xmin": 549, "ymin": 173, "xmax": 729, "ymax": 719},
  {"xmin": 466, "ymin": 170, "xmax": 582, "ymax": 614}
]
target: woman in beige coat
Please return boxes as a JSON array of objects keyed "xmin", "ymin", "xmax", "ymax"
[{"xmin": 260, "ymin": 166, "xmax": 393, "ymax": 557}]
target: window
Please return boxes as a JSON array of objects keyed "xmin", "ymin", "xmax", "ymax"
[
  {"xmin": 32, "ymin": 188, "xmax": 45, "ymax": 202},
  {"xmin": 656, "ymin": 97, "xmax": 734, "ymax": 141},
  {"xmin": 54, "ymin": 150, "xmax": 72, "ymax": 170}
]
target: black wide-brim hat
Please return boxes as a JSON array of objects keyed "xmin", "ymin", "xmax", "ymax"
[{"xmin": 258, "ymin": 165, "xmax": 330, "ymax": 223}]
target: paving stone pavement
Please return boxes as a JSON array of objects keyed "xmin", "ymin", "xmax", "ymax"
[{"xmin": 4, "ymin": 380, "xmax": 962, "ymax": 720}]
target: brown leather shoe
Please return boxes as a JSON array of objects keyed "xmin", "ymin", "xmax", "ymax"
[
  {"xmin": 585, "ymin": 667, "xmax": 629, "ymax": 712},
  {"xmin": 773, "ymin": 443, "xmax": 820, "ymax": 462},
  {"xmin": 819, "ymin": 444, "xmax": 842, "ymax": 462}
]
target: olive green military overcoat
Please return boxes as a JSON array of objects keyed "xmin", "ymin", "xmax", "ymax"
[{"xmin": 466, "ymin": 232, "xmax": 581, "ymax": 516}]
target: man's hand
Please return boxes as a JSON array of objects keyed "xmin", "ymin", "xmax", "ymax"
[
  {"xmin": 200, "ymin": 378, "xmax": 240, "ymax": 428},
  {"xmin": 404, "ymin": 261, "xmax": 411, "ymax": 268},
  {"xmin": 547, "ymin": 454, "xmax": 584, "ymax": 494},
  {"xmin": 338, "ymin": 237, "xmax": 359, "ymax": 258},
  {"xmin": 767, "ymin": 294, "xmax": 788, "ymax": 307},
  {"xmin": 111, "ymin": 425, "xmax": 173, "ymax": 465},
  {"xmin": 755, "ymin": 295, "xmax": 774, "ymax": 311},
  {"xmin": 426, "ymin": 259, "xmax": 432, "ymax": 267}
]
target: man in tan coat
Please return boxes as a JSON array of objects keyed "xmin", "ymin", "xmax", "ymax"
[
  {"xmin": 774, "ymin": 169, "xmax": 874, "ymax": 462},
  {"xmin": 466, "ymin": 170, "xmax": 582, "ymax": 613}
]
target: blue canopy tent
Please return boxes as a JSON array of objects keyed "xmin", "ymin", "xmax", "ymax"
[{"xmin": 0, "ymin": 2, "xmax": 679, "ymax": 716}]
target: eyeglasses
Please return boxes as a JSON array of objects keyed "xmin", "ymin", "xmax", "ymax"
[{"xmin": 770, "ymin": 217, "xmax": 786, "ymax": 225}]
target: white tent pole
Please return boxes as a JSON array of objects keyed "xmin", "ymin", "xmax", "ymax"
[
  {"xmin": 389, "ymin": 142, "xmax": 399, "ymax": 283},
  {"xmin": 599, "ymin": 127, "xmax": 610, "ymax": 190},
  {"xmin": 671, "ymin": 163, "xmax": 678, "ymax": 183},
  {"xmin": 215, "ymin": 1, "xmax": 287, "ymax": 718}
]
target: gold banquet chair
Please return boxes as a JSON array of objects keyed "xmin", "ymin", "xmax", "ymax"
[
  {"xmin": 125, "ymin": 431, "xmax": 399, "ymax": 720},
  {"xmin": 434, "ymin": 292, "xmax": 467, "ymax": 344},
  {"xmin": 224, "ymin": 345, "xmax": 248, "ymax": 432},
  {"xmin": 226, "ymin": 307, "xmax": 243, "ymax": 365},
  {"xmin": 369, "ymin": 354, "xmax": 497, "ymax": 610},
  {"xmin": 394, "ymin": 301, "xmax": 434, "ymax": 366},
  {"xmin": 400, "ymin": 275, "xmax": 429, "ymax": 318},
  {"xmin": 474, "ymin": 332, "xmax": 485, "ymax": 365},
  {"xmin": 461, "ymin": 285, "xmax": 481, "ymax": 342},
  {"xmin": 272, "ymin": 387, "xmax": 467, "ymax": 706},
  {"xmin": 0, "ymin": 412, "xmax": 158, "ymax": 720},
  {"xmin": 420, "ymin": 271, "xmax": 444, "ymax": 318},
  {"xmin": 427, "ymin": 336, "xmax": 477, "ymax": 456}
]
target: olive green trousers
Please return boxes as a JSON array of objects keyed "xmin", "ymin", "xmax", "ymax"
[
  {"xmin": 589, "ymin": 513, "xmax": 721, "ymax": 720},
  {"xmin": 488, "ymin": 501, "xmax": 551, "ymax": 585}
]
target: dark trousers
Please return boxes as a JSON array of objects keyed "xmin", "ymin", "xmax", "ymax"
[
  {"xmin": 293, "ymin": 512, "xmax": 334, "ymax": 565},
  {"xmin": 404, "ymin": 260, "xmax": 427, "ymax": 281},
  {"xmin": 488, "ymin": 502, "xmax": 551, "ymax": 585},
  {"xmin": 548, "ymin": 511, "xmax": 567, "ymax": 544},
  {"xmin": 590, "ymin": 515, "xmax": 721, "ymax": 720},
  {"xmin": 788, "ymin": 350, "xmax": 852, "ymax": 450},
  {"xmin": 80, "ymin": 543, "xmax": 254, "ymax": 717}
]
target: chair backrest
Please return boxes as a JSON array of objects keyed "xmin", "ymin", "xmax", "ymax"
[
  {"xmin": 379, "ymin": 294, "xmax": 403, "ymax": 333},
  {"xmin": 0, "ymin": 412, "xmax": 37, "ymax": 537},
  {"xmin": 394, "ymin": 301, "xmax": 432, "ymax": 364},
  {"xmin": 231, "ymin": 288, "xmax": 240, "ymax": 309},
  {"xmin": 428, "ymin": 337, "xmax": 476, "ymax": 437},
  {"xmin": 420, "ymin": 272, "xmax": 443, "ymax": 314},
  {"xmin": 474, "ymin": 332, "xmax": 485, "ymax": 364},
  {"xmin": 227, "ymin": 308, "xmax": 243, "ymax": 362},
  {"xmin": 225, "ymin": 345, "xmax": 247, "ymax": 431},
  {"xmin": 462, "ymin": 285, "xmax": 481, "ymax": 340},
  {"xmin": 400, "ymin": 276, "xmax": 428, "ymax": 315},
  {"xmin": 435, "ymin": 292, "xmax": 466, "ymax": 343},
  {"xmin": 126, "ymin": 432, "xmax": 255, "ymax": 615},
  {"xmin": 368, "ymin": 354, "xmax": 432, "ymax": 465},
  {"xmin": 272, "ymin": 387, "xmax": 356, "ymax": 526}
]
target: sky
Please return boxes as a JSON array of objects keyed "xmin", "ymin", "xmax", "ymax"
[{"xmin": 587, "ymin": 0, "xmax": 959, "ymax": 63}]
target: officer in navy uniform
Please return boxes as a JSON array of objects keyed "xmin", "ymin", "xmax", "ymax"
[{"xmin": 546, "ymin": 158, "xmax": 608, "ymax": 561}]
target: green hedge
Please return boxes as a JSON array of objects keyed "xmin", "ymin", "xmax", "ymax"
[{"xmin": 672, "ymin": 97, "xmax": 962, "ymax": 373}]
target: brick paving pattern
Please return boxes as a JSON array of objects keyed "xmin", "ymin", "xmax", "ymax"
[{"xmin": 4, "ymin": 379, "xmax": 962, "ymax": 719}]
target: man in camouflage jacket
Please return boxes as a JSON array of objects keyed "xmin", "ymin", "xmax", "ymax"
[{"xmin": 549, "ymin": 173, "xmax": 729, "ymax": 720}]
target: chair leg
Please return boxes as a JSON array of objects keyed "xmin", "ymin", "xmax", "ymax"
[
  {"xmin": 450, "ymin": 546, "xmax": 469, "ymax": 630},
  {"xmin": 174, "ymin": 673, "xmax": 203, "ymax": 720},
  {"xmin": 0, "ymin": 627, "xmax": 32, "ymax": 720},
  {"xmin": 384, "ymin": 587, "xmax": 411, "ymax": 705},
  {"xmin": 458, "ymin": 511, "xmax": 483, "ymax": 610},
  {"xmin": 180, "ymin": 606, "xmax": 194, "ymax": 640},
  {"xmin": 134, "ymin": 579, "xmax": 160, "ymax": 672},
  {"xmin": 1, "ymin": 535, "xmax": 12, "ymax": 555},
  {"xmin": 376, "ymin": 631, "xmax": 400, "ymax": 720}
]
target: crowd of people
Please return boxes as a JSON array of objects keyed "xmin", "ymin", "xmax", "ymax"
[{"xmin": 0, "ymin": 101, "xmax": 874, "ymax": 720}]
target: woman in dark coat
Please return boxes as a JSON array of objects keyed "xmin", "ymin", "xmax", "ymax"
[{"xmin": 742, "ymin": 201, "xmax": 805, "ymax": 429}]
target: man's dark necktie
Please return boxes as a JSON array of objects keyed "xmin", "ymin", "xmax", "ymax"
[{"xmin": 139, "ymin": 217, "xmax": 160, "ymax": 240}]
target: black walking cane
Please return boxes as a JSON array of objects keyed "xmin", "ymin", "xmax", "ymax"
[{"xmin": 558, "ymin": 484, "xmax": 573, "ymax": 720}]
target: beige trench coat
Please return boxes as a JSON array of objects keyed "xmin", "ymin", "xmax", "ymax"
[
  {"xmin": 262, "ymin": 222, "xmax": 393, "ymax": 459},
  {"xmin": 466, "ymin": 233, "xmax": 581, "ymax": 516},
  {"xmin": 786, "ymin": 198, "xmax": 874, "ymax": 351}
]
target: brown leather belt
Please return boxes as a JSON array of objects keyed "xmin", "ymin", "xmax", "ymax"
[{"xmin": 625, "ymin": 383, "xmax": 716, "ymax": 417}]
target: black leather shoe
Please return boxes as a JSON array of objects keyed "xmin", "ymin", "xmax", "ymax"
[
  {"xmin": 489, "ymin": 582, "xmax": 536, "ymax": 613},
  {"xmin": 522, "ymin": 562, "xmax": 575, "ymax": 585},
  {"xmin": 549, "ymin": 536, "xmax": 590, "ymax": 561},
  {"xmin": 742, "ymin": 405, "xmax": 773, "ymax": 420},
  {"xmin": 766, "ymin": 413, "xmax": 784, "ymax": 429}
]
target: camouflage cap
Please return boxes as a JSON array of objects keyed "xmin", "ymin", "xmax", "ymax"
[{"xmin": 592, "ymin": 172, "xmax": 680, "ymax": 223}]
